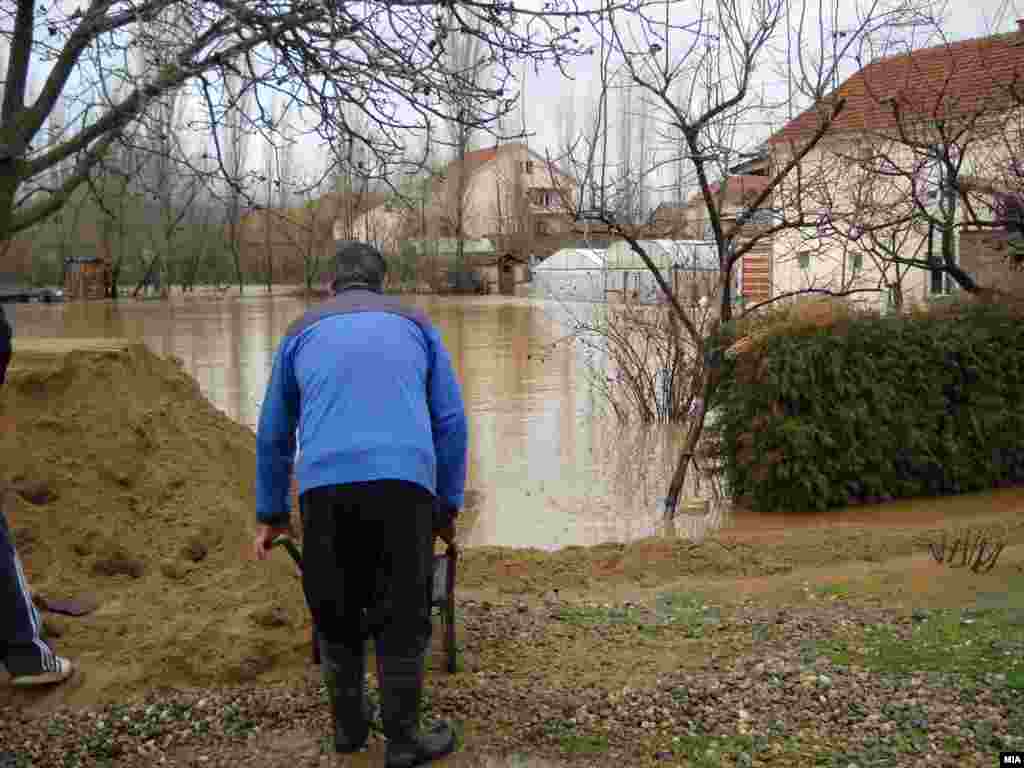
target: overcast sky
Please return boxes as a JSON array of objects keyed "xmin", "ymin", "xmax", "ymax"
[
  {"xmin": 24, "ymin": 0, "xmax": 1022, "ymax": 209},
  {"xmin": 273, "ymin": 0, "xmax": 1023, "ymax": 211}
]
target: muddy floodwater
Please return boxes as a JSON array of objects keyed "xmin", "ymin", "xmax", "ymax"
[
  {"xmin": 10, "ymin": 293, "xmax": 720, "ymax": 548},
  {"xmin": 8, "ymin": 292, "xmax": 1016, "ymax": 548}
]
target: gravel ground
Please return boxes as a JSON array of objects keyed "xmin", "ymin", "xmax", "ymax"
[{"xmin": 2, "ymin": 595, "xmax": 1021, "ymax": 768}]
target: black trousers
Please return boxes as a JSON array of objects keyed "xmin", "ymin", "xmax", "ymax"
[{"xmin": 299, "ymin": 480, "xmax": 435, "ymax": 661}]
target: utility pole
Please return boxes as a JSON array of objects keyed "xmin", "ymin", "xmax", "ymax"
[{"xmin": 786, "ymin": 0, "xmax": 793, "ymax": 119}]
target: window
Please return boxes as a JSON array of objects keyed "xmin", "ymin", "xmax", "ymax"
[
  {"xmin": 926, "ymin": 221, "xmax": 956, "ymax": 296},
  {"xmin": 520, "ymin": 160, "xmax": 535, "ymax": 175},
  {"xmin": 530, "ymin": 190, "xmax": 558, "ymax": 208},
  {"xmin": 797, "ymin": 250, "xmax": 811, "ymax": 269},
  {"xmin": 744, "ymin": 208, "xmax": 778, "ymax": 226},
  {"xmin": 917, "ymin": 146, "xmax": 958, "ymax": 213}
]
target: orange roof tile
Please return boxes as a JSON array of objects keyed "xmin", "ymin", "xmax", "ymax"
[
  {"xmin": 770, "ymin": 28, "xmax": 1024, "ymax": 145},
  {"xmin": 707, "ymin": 174, "xmax": 771, "ymax": 201},
  {"xmin": 684, "ymin": 175, "xmax": 771, "ymax": 207},
  {"xmin": 440, "ymin": 143, "xmax": 528, "ymax": 177}
]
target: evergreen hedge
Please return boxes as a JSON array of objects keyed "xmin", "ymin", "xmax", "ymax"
[{"xmin": 710, "ymin": 301, "xmax": 1024, "ymax": 512}]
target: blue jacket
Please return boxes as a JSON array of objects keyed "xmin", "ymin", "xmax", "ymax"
[{"xmin": 255, "ymin": 290, "xmax": 468, "ymax": 525}]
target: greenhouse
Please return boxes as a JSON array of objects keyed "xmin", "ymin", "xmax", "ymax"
[
  {"xmin": 604, "ymin": 240, "xmax": 720, "ymax": 304},
  {"xmin": 530, "ymin": 248, "xmax": 609, "ymax": 302},
  {"xmin": 533, "ymin": 240, "xmax": 721, "ymax": 304}
]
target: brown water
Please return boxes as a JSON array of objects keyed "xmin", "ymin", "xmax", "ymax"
[
  {"xmin": 10, "ymin": 292, "xmax": 1016, "ymax": 549},
  {"xmin": 8, "ymin": 293, "xmax": 723, "ymax": 548}
]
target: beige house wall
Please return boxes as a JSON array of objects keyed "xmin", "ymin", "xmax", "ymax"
[
  {"xmin": 770, "ymin": 114, "xmax": 1023, "ymax": 312},
  {"xmin": 459, "ymin": 146, "xmax": 575, "ymax": 238},
  {"xmin": 351, "ymin": 145, "xmax": 576, "ymax": 251},
  {"xmin": 349, "ymin": 206, "xmax": 406, "ymax": 255}
]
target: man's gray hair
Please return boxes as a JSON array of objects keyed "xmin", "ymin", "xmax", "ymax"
[{"xmin": 331, "ymin": 240, "xmax": 388, "ymax": 292}]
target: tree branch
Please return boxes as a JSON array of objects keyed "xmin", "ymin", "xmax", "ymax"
[
  {"xmin": 9, "ymin": 130, "xmax": 120, "ymax": 233},
  {"xmin": 1, "ymin": 0, "xmax": 36, "ymax": 128}
]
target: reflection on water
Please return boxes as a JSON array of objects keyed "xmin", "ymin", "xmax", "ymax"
[{"xmin": 9, "ymin": 294, "xmax": 724, "ymax": 549}]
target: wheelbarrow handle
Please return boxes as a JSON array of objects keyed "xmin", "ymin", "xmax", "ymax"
[
  {"xmin": 271, "ymin": 535, "xmax": 303, "ymax": 569},
  {"xmin": 271, "ymin": 535, "xmax": 318, "ymax": 665}
]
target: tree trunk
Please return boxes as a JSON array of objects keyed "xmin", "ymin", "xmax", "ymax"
[
  {"xmin": 0, "ymin": 161, "xmax": 19, "ymax": 243},
  {"xmin": 663, "ymin": 367, "xmax": 718, "ymax": 518},
  {"xmin": 265, "ymin": 213, "xmax": 273, "ymax": 294}
]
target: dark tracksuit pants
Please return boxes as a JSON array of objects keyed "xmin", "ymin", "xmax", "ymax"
[
  {"xmin": 299, "ymin": 479, "xmax": 435, "ymax": 665},
  {"xmin": 0, "ymin": 508, "xmax": 57, "ymax": 676},
  {"xmin": 0, "ymin": 304, "xmax": 59, "ymax": 677}
]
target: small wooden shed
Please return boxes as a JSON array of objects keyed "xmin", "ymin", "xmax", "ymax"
[{"xmin": 63, "ymin": 256, "xmax": 110, "ymax": 300}]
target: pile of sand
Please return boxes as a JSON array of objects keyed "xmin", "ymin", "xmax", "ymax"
[{"xmin": 1, "ymin": 341, "xmax": 310, "ymax": 705}]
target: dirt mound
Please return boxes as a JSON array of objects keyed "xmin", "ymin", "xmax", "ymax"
[{"xmin": 1, "ymin": 341, "xmax": 309, "ymax": 706}]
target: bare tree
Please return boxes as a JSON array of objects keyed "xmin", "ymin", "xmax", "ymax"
[
  {"xmin": 331, "ymin": 105, "xmax": 377, "ymax": 243},
  {"xmin": 289, "ymin": 181, "xmax": 340, "ymax": 292},
  {"xmin": 39, "ymin": 99, "xmax": 95, "ymax": 279},
  {"xmin": 132, "ymin": 71, "xmax": 201, "ymax": 298},
  {"xmin": 613, "ymin": 71, "xmax": 636, "ymax": 223},
  {"xmin": 220, "ymin": 71, "xmax": 254, "ymax": 294},
  {"xmin": 178, "ymin": 153, "xmax": 222, "ymax": 292},
  {"xmin": 552, "ymin": 0, "xmax": 928, "ymax": 518},
  {"xmin": 0, "ymin": 0, "xmax": 599, "ymax": 260},
  {"xmin": 260, "ymin": 99, "xmax": 279, "ymax": 293},
  {"xmin": 443, "ymin": 22, "xmax": 489, "ymax": 273},
  {"xmin": 89, "ymin": 132, "xmax": 148, "ymax": 298}
]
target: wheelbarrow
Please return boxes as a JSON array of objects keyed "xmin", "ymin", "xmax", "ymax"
[{"xmin": 271, "ymin": 535, "xmax": 460, "ymax": 674}]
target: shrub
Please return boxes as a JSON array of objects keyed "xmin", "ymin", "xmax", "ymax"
[{"xmin": 711, "ymin": 298, "xmax": 1024, "ymax": 511}]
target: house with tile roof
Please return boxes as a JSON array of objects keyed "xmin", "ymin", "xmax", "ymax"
[
  {"xmin": 650, "ymin": 175, "xmax": 771, "ymax": 236},
  {"xmin": 647, "ymin": 173, "xmax": 775, "ymax": 306},
  {"xmin": 353, "ymin": 142, "xmax": 577, "ymax": 259},
  {"xmin": 767, "ymin": 21, "xmax": 1024, "ymax": 309}
]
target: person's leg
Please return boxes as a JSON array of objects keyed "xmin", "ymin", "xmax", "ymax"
[
  {"xmin": 0, "ymin": 501, "xmax": 71, "ymax": 685},
  {"xmin": 301, "ymin": 484, "xmax": 373, "ymax": 752},
  {"xmin": 366, "ymin": 480, "xmax": 455, "ymax": 768}
]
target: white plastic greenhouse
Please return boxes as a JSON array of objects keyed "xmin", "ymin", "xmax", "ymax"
[
  {"xmin": 531, "ymin": 248, "xmax": 609, "ymax": 302},
  {"xmin": 533, "ymin": 240, "xmax": 721, "ymax": 304},
  {"xmin": 605, "ymin": 240, "xmax": 719, "ymax": 304}
]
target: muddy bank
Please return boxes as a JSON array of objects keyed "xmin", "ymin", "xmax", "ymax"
[
  {"xmin": 2, "ymin": 340, "xmax": 1023, "ymax": 709},
  {"xmin": 458, "ymin": 513, "xmax": 1024, "ymax": 595}
]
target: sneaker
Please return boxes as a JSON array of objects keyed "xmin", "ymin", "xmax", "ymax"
[{"xmin": 10, "ymin": 656, "xmax": 73, "ymax": 687}]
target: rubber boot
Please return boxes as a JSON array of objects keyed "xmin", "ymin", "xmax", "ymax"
[
  {"xmin": 378, "ymin": 651, "xmax": 456, "ymax": 768},
  {"xmin": 320, "ymin": 635, "xmax": 370, "ymax": 753}
]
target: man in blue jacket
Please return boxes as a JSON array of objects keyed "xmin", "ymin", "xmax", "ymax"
[
  {"xmin": 0, "ymin": 304, "xmax": 74, "ymax": 688},
  {"xmin": 253, "ymin": 242, "xmax": 468, "ymax": 767}
]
